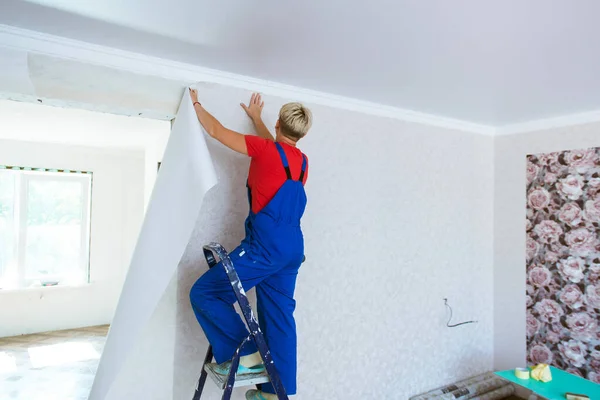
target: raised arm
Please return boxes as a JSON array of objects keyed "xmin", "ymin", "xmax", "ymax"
[
  {"xmin": 190, "ymin": 88, "xmax": 248, "ymax": 155},
  {"xmin": 241, "ymin": 93, "xmax": 275, "ymax": 141}
]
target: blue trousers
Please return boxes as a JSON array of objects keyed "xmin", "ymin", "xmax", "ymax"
[{"xmin": 189, "ymin": 244, "xmax": 302, "ymax": 395}]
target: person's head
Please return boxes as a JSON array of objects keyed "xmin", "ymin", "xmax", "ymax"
[{"xmin": 275, "ymin": 102, "xmax": 312, "ymax": 143}]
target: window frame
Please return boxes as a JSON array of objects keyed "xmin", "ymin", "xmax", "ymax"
[{"xmin": 0, "ymin": 168, "xmax": 92, "ymax": 289}]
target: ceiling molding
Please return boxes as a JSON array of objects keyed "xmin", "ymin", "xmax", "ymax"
[
  {"xmin": 495, "ymin": 110, "xmax": 600, "ymax": 135},
  {"xmin": 0, "ymin": 24, "xmax": 496, "ymax": 136},
  {"xmin": 6, "ymin": 24, "xmax": 600, "ymax": 136}
]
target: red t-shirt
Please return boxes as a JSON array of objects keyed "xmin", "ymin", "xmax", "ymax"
[{"xmin": 245, "ymin": 135, "xmax": 308, "ymax": 214}]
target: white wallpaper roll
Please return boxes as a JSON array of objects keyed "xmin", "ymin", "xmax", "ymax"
[
  {"xmin": 469, "ymin": 385, "xmax": 514, "ymax": 400},
  {"xmin": 89, "ymin": 88, "xmax": 217, "ymax": 400},
  {"xmin": 437, "ymin": 377, "xmax": 507, "ymax": 400},
  {"xmin": 411, "ymin": 375, "xmax": 511, "ymax": 400},
  {"xmin": 410, "ymin": 372, "xmax": 495, "ymax": 400},
  {"xmin": 461, "ymin": 379, "xmax": 511, "ymax": 400}
]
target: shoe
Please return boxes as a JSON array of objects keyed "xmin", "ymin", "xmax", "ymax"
[
  {"xmin": 245, "ymin": 389, "xmax": 269, "ymax": 400},
  {"xmin": 212, "ymin": 361, "xmax": 265, "ymax": 376}
]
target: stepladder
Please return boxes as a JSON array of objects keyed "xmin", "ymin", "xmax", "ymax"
[{"xmin": 191, "ymin": 242, "xmax": 290, "ymax": 400}]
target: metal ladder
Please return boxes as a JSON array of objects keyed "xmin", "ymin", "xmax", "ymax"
[{"xmin": 192, "ymin": 242, "xmax": 289, "ymax": 400}]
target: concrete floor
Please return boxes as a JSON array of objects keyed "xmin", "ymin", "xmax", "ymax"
[{"xmin": 0, "ymin": 325, "xmax": 108, "ymax": 400}]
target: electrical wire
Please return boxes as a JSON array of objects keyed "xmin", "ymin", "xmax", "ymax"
[{"xmin": 444, "ymin": 298, "xmax": 477, "ymax": 328}]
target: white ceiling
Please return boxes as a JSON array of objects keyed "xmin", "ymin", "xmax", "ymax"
[{"xmin": 2, "ymin": 0, "xmax": 600, "ymax": 126}]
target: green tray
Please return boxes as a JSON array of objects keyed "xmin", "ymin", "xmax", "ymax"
[{"xmin": 496, "ymin": 367, "xmax": 600, "ymax": 400}]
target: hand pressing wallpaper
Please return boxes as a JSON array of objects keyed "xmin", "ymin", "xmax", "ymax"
[{"xmin": 526, "ymin": 147, "xmax": 600, "ymax": 383}]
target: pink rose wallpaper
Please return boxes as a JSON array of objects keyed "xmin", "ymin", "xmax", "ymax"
[{"xmin": 526, "ymin": 147, "xmax": 600, "ymax": 383}]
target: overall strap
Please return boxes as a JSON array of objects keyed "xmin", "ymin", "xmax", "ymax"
[
  {"xmin": 246, "ymin": 180, "xmax": 252, "ymax": 207},
  {"xmin": 298, "ymin": 155, "xmax": 307, "ymax": 182},
  {"xmin": 275, "ymin": 142, "xmax": 292, "ymax": 180}
]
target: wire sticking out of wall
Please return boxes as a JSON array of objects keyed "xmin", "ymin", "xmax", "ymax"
[{"xmin": 444, "ymin": 298, "xmax": 477, "ymax": 328}]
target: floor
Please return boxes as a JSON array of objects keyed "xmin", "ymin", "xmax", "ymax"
[{"xmin": 0, "ymin": 325, "xmax": 108, "ymax": 400}]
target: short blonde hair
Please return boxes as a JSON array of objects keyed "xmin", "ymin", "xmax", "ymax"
[{"xmin": 278, "ymin": 102, "xmax": 312, "ymax": 141}]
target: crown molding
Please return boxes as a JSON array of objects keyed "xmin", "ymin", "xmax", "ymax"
[
  {"xmin": 7, "ymin": 24, "xmax": 600, "ymax": 136},
  {"xmin": 0, "ymin": 24, "xmax": 496, "ymax": 135},
  {"xmin": 495, "ymin": 110, "xmax": 600, "ymax": 136}
]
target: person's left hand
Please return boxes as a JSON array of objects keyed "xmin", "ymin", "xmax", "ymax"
[
  {"xmin": 241, "ymin": 93, "xmax": 264, "ymax": 121},
  {"xmin": 189, "ymin": 88, "xmax": 199, "ymax": 104}
]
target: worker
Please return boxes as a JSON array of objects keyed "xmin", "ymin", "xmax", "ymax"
[{"xmin": 188, "ymin": 88, "xmax": 311, "ymax": 400}]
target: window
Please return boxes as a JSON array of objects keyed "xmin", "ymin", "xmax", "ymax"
[{"xmin": 0, "ymin": 166, "xmax": 92, "ymax": 289}]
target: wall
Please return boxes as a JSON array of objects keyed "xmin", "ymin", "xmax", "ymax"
[
  {"xmin": 0, "ymin": 139, "xmax": 145, "ymax": 337},
  {"xmin": 494, "ymin": 123, "xmax": 600, "ymax": 370},
  {"xmin": 109, "ymin": 83, "xmax": 495, "ymax": 400}
]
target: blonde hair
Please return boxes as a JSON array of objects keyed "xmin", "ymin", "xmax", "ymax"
[{"xmin": 278, "ymin": 102, "xmax": 312, "ymax": 140}]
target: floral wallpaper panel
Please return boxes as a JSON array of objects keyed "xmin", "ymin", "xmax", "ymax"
[{"xmin": 526, "ymin": 147, "xmax": 600, "ymax": 383}]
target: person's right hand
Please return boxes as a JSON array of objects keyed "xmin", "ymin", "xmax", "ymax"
[{"xmin": 241, "ymin": 93, "xmax": 264, "ymax": 121}]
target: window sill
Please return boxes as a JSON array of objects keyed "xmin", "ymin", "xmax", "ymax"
[{"xmin": 0, "ymin": 283, "xmax": 93, "ymax": 294}]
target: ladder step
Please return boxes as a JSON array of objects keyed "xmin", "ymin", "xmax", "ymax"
[{"xmin": 204, "ymin": 363, "xmax": 271, "ymax": 389}]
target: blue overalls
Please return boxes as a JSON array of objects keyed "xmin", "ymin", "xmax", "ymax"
[{"xmin": 190, "ymin": 142, "xmax": 307, "ymax": 395}]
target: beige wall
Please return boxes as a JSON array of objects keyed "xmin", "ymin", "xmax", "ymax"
[{"xmin": 109, "ymin": 83, "xmax": 495, "ymax": 400}]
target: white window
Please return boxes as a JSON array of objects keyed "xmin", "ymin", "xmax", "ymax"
[{"xmin": 0, "ymin": 166, "xmax": 92, "ymax": 290}]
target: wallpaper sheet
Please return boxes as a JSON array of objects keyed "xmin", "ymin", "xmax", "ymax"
[
  {"xmin": 89, "ymin": 89, "xmax": 217, "ymax": 399},
  {"xmin": 526, "ymin": 147, "xmax": 600, "ymax": 383}
]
